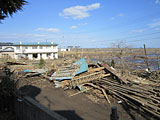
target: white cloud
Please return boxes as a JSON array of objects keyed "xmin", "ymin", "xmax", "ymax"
[
  {"xmin": 131, "ymin": 29, "xmax": 145, "ymax": 33},
  {"xmin": 149, "ymin": 20, "xmax": 160, "ymax": 28},
  {"xmin": 78, "ymin": 22, "xmax": 88, "ymax": 26},
  {"xmin": 71, "ymin": 26, "xmax": 77, "ymax": 29},
  {"xmin": 59, "ymin": 3, "xmax": 100, "ymax": 19},
  {"xmin": 0, "ymin": 33, "xmax": 46, "ymax": 40},
  {"xmin": 91, "ymin": 40, "xmax": 97, "ymax": 42},
  {"xmin": 155, "ymin": 0, "xmax": 160, "ymax": 4},
  {"xmin": 118, "ymin": 13, "xmax": 124, "ymax": 17},
  {"xmin": 35, "ymin": 28, "xmax": 60, "ymax": 32},
  {"xmin": 110, "ymin": 17, "xmax": 115, "ymax": 20},
  {"xmin": 109, "ymin": 13, "xmax": 124, "ymax": 20},
  {"xmin": 31, "ymin": 34, "xmax": 46, "ymax": 37},
  {"xmin": 155, "ymin": 28, "xmax": 160, "ymax": 30}
]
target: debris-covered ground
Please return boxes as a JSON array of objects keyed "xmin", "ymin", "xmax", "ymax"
[{"xmin": 0, "ymin": 54, "xmax": 160, "ymax": 120}]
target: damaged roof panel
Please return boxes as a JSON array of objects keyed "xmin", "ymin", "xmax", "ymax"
[{"xmin": 50, "ymin": 58, "xmax": 88, "ymax": 81}]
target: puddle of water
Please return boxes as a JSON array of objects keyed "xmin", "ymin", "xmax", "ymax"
[{"xmin": 90, "ymin": 55, "xmax": 160, "ymax": 71}]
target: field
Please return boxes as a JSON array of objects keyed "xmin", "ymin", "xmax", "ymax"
[
  {"xmin": 59, "ymin": 48, "xmax": 160, "ymax": 71},
  {"xmin": 0, "ymin": 48, "xmax": 160, "ymax": 120}
]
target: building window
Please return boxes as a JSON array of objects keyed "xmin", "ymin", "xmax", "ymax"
[
  {"xmin": 33, "ymin": 54, "xmax": 38, "ymax": 58},
  {"xmin": 22, "ymin": 46, "xmax": 28, "ymax": 50},
  {"xmin": 47, "ymin": 46, "xmax": 51, "ymax": 49},
  {"xmin": 32, "ymin": 46, "xmax": 37, "ymax": 49},
  {"xmin": 28, "ymin": 46, "xmax": 32, "ymax": 49},
  {"xmin": 47, "ymin": 53, "xmax": 50, "ymax": 57},
  {"xmin": 40, "ymin": 46, "xmax": 43, "ymax": 49},
  {"xmin": 53, "ymin": 53, "xmax": 55, "ymax": 57},
  {"xmin": 16, "ymin": 46, "xmax": 20, "ymax": 50}
]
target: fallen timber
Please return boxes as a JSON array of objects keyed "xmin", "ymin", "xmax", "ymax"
[
  {"xmin": 69, "ymin": 71, "xmax": 109, "ymax": 88},
  {"xmin": 6, "ymin": 62, "xmax": 27, "ymax": 65},
  {"xmin": 92, "ymin": 77, "xmax": 160, "ymax": 119},
  {"xmin": 97, "ymin": 62, "xmax": 129, "ymax": 84},
  {"xmin": 50, "ymin": 58, "xmax": 160, "ymax": 119},
  {"xmin": 82, "ymin": 82, "xmax": 111, "ymax": 104}
]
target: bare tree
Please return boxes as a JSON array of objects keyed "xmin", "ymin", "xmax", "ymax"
[{"xmin": 110, "ymin": 41, "xmax": 132, "ymax": 73}]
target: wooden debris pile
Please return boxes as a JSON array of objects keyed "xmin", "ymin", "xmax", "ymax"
[
  {"xmin": 91, "ymin": 63, "xmax": 160, "ymax": 119},
  {"xmin": 49, "ymin": 59, "xmax": 160, "ymax": 119},
  {"xmin": 91, "ymin": 77, "xmax": 160, "ymax": 119},
  {"xmin": 132, "ymin": 69, "xmax": 160, "ymax": 81},
  {"xmin": 6, "ymin": 61, "xmax": 27, "ymax": 65}
]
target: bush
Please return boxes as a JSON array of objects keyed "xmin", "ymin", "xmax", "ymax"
[{"xmin": 39, "ymin": 58, "xmax": 45, "ymax": 68}]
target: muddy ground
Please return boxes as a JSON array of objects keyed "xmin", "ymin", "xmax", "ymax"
[{"xmin": 22, "ymin": 79, "xmax": 144, "ymax": 120}]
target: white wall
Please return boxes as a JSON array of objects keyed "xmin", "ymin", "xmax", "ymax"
[
  {"xmin": 2, "ymin": 45, "xmax": 58, "ymax": 60},
  {"xmin": 15, "ymin": 45, "xmax": 58, "ymax": 54},
  {"xmin": 28, "ymin": 54, "xmax": 33, "ymax": 60},
  {"xmin": 55, "ymin": 53, "xmax": 58, "ymax": 59},
  {"xmin": 42, "ymin": 54, "xmax": 47, "ymax": 59}
]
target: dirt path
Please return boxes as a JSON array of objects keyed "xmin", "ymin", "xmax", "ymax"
[{"xmin": 32, "ymin": 84, "xmax": 134, "ymax": 120}]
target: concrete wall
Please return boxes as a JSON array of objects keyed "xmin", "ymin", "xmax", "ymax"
[
  {"xmin": 14, "ymin": 45, "xmax": 58, "ymax": 60},
  {"xmin": 14, "ymin": 96, "xmax": 67, "ymax": 120},
  {"xmin": 0, "ymin": 52, "xmax": 14, "ymax": 59},
  {"xmin": 28, "ymin": 54, "xmax": 33, "ymax": 60},
  {"xmin": 15, "ymin": 45, "xmax": 58, "ymax": 54},
  {"xmin": 42, "ymin": 53, "xmax": 47, "ymax": 59},
  {"xmin": 55, "ymin": 53, "xmax": 58, "ymax": 59},
  {"xmin": 1, "ymin": 44, "xmax": 58, "ymax": 60}
]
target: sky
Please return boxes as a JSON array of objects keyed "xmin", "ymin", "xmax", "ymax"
[{"xmin": 0, "ymin": 0, "xmax": 160, "ymax": 48}]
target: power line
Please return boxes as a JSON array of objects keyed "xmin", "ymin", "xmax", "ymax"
[
  {"xmin": 126, "ymin": 36, "xmax": 160, "ymax": 42},
  {"xmin": 82, "ymin": 31, "xmax": 160, "ymax": 43},
  {"xmin": 64, "ymin": 11, "xmax": 160, "ymax": 34},
  {"xmin": 76, "ymin": 35, "xmax": 160, "ymax": 45},
  {"xmin": 113, "ymin": 31, "xmax": 160, "ymax": 41}
]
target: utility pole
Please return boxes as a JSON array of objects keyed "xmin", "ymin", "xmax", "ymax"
[
  {"xmin": 81, "ymin": 47, "xmax": 83, "ymax": 58},
  {"xmin": 143, "ymin": 44, "xmax": 149, "ymax": 68},
  {"xmin": 62, "ymin": 32, "xmax": 64, "ymax": 57}
]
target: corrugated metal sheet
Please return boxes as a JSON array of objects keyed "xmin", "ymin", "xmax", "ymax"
[{"xmin": 50, "ymin": 58, "xmax": 88, "ymax": 81}]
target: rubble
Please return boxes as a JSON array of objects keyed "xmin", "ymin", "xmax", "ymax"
[
  {"xmin": 6, "ymin": 61, "xmax": 27, "ymax": 65},
  {"xmin": 49, "ymin": 58, "xmax": 88, "ymax": 81},
  {"xmin": 1, "ymin": 57, "xmax": 160, "ymax": 119},
  {"xmin": 46, "ymin": 58, "xmax": 160, "ymax": 119}
]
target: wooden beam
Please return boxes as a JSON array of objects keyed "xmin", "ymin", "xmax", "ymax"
[{"xmin": 98, "ymin": 62, "xmax": 129, "ymax": 84}]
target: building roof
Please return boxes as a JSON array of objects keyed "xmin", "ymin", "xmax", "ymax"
[
  {"xmin": 0, "ymin": 47, "xmax": 14, "ymax": 52},
  {"xmin": 50, "ymin": 58, "xmax": 88, "ymax": 81},
  {"xmin": 13, "ymin": 42, "xmax": 58, "ymax": 46},
  {"xmin": 0, "ymin": 42, "xmax": 13, "ymax": 46}
]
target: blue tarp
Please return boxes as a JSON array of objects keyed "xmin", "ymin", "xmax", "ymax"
[
  {"xmin": 50, "ymin": 58, "xmax": 88, "ymax": 81},
  {"xmin": 74, "ymin": 58, "xmax": 88, "ymax": 75}
]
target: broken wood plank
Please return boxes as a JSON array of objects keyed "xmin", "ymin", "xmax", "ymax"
[
  {"xmin": 69, "ymin": 71, "xmax": 103, "ymax": 88},
  {"xmin": 69, "ymin": 88, "xmax": 92, "ymax": 97},
  {"xmin": 83, "ymin": 83, "xmax": 111, "ymax": 104},
  {"xmin": 88, "ymin": 67, "xmax": 104, "ymax": 72},
  {"xmin": 6, "ymin": 62, "xmax": 27, "ymax": 65},
  {"xmin": 98, "ymin": 62, "xmax": 129, "ymax": 84}
]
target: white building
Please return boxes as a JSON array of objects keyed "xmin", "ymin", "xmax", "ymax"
[
  {"xmin": 0, "ymin": 42, "xmax": 58, "ymax": 60},
  {"xmin": 59, "ymin": 48, "xmax": 70, "ymax": 52}
]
